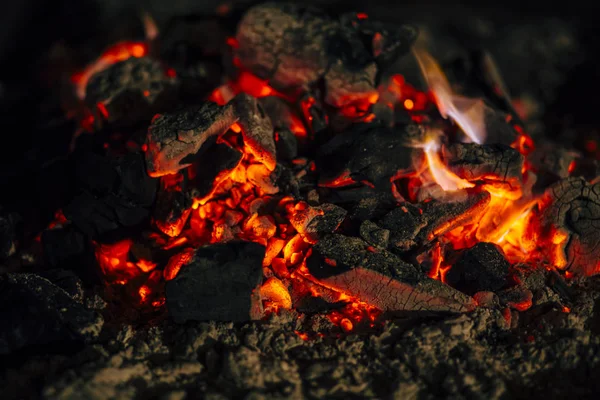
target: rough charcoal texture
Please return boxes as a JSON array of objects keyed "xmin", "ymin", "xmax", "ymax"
[
  {"xmin": 442, "ymin": 143, "xmax": 524, "ymax": 191},
  {"xmin": 538, "ymin": 177, "xmax": 600, "ymax": 276},
  {"xmin": 85, "ymin": 57, "xmax": 178, "ymax": 126},
  {"xmin": 378, "ymin": 191, "xmax": 491, "ymax": 251},
  {"xmin": 235, "ymin": 3, "xmax": 415, "ymax": 107},
  {"xmin": 303, "ymin": 203, "xmax": 347, "ymax": 242},
  {"xmin": 145, "ymin": 94, "xmax": 276, "ymax": 177},
  {"xmin": 166, "ymin": 242, "xmax": 265, "ymax": 322},
  {"xmin": 63, "ymin": 151, "xmax": 157, "ymax": 238},
  {"xmin": 446, "ymin": 242, "xmax": 510, "ymax": 295},
  {"xmin": 0, "ymin": 273, "xmax": 103, "ymax": 355},
  {"xmin": 307, "ymin": 234, "xmax": 476, "ymax": 313},
  {"xmin": 316, "ymin": 123, "xmax": 418, "ymax": 190},
  {"xmin": 0, "ymin": 208, "xmax": 20, "ymax": 260}
]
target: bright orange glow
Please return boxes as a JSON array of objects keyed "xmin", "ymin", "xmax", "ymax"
[
  {"xmin": 259, "ymin": 277, "xmax": 292, "ymax": 310},
  {"xmin": 139, "ymin": 285, "xmax": 151, "ymax": 303},
  {"xmin": 404, "ymin": 99, "xmax": 414, "ymax": 110}
]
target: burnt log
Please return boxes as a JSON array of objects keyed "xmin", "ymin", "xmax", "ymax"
[
  {"xmin": 536, "ymin": 177, "xmax": 600, "ymax": 276},
  {"xmin": 378, "ymin": 191, "xmax": 491, "ymax": 251},
  {"xmin": 165, "ymin": 242, "xmax": 265, "ymax": 322},
  {"xmin": 0, "ymin": 273, "xmax": 103, "ymax": 355},
  {"xmin": 307, "ymin": 234, "xmax": 476, "ymax": 313},
  {"xmin": 145, "ymin": 94, "xmax": 275, "ymax": 177},
  {"xmin": 85, "ymin": 57, "xmax": 178, "ymax": 127},
  {"xmin": 445, "ymin": 242, "xmax": 510, "ymax": 295}
]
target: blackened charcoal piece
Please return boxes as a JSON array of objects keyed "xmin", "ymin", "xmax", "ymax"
[
  {"xmin": 304, "ymin": 203, "xmax": 347, "ymax": 242},
  {"xmin": 275, "ymin": 129, "xmax": 298, "ymax": 161},
  {"xmin": 316, "ymin": 123, "xmax": 417, "ymax": 190},
  {"xmin": 442, "ymin": 143, "xmax": 524, "ymax": 191},
  {"xmin": 85, "ymin": 57, "xmax": 177, "ymax": 127},
  {"xmin": 536, "ymin": 177, "xmax": 600, "ymax": 276},
  {"xmin": 236, "ymin": 3, "xmax": 379, "ymax": 108},
  {"xmin": 497, "ymin": 286, "xmax": 533, "ymax": 312},
  {"xmin": 38, "ymin": 269, "xmax": 85, "ymax": 303},
  {"xmin": 0, "ymin": 273, "xmax": 103, "ymax": 355},
  {"xmin": 378, "ymin": 191, "xmax": 491, "ymax": 251},
  {"xmin": 359, "ymin": 220, "xmax": 390, "ymax": 249},
  {"xmin": 445, "ymin": 243, "xmax": 509, "ymax": 295},
  {"xmin": 41, "ymin": 226, "xmax": 87, "ymax": 268},
  {"xmin": 145, "ymin": 101, "xmax": 236, "ymax": 177},
  {"xmin": 153, "ymin": 184, "xmax": 193, "ymax": 238},
  {"xmin": 192, "ymin": 142, "xmax": 243, "ymax": 199},
  {"xmin": 0, "ymin": 208, "xmax": 20, "ymax": 260},
  {"xmin": 145, "ymin": 94, "xmax": 276, "ymax": 177},
  {"xmin": 166, "ymin": 242, "xmax": 264, "ymax": 322},
  {"xmin": 530, "ymin": 142, "xmax": 576, "ymax": 187},
  {"xmin": 307, "ymin": 234, "xmax": 475, "ymax": 313},
  {"xmin": 65, "ymin": 152, "xmax": 157, "ymax": 238}
]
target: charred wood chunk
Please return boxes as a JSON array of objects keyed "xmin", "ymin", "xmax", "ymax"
[
  {"xmin": 85, "ymin": 57, "xmax": 177, "ymax": 127},
  {"xmin": 497, "ymin": 286, "xmax": 533, "ymax": 312},
  {"xmin": 38, "ymin": 269, "xmax": 85, "ymax": 304},
  {"xmin": 359, "ymin": 220, "xmax": 390, "ymax": 249},
  {"xmin": 153, "ymin": 185, "xmax": 193, "ymax": 238},
  {"xmin": 275, "ymin": 129, "xmax": 298, "ymax": 161},
  {"xmin": 307, "ymin": 234, "xmax": 476, "ymax": 313},
  {"xmin": 165, "ymin": 242, "xmax": 265, "ymax": 322},
  {"xmin": 442, "ymin": 143, "xmax": 524, "ymax": 191},
  {"xmin": 316, "ymin": 123, "xmax": 417, "ymax": 190},
  {"xmin": 445, "ymin": 243, "xmax": 510, "ymax": 295},
  {"xmin": 304, "ymin": 203, "xmax": 347, "ymax": 242},
  {"xmin": 236, "ymin": 3, "xmax": 401, "ymax": 108},
  {"xmin": 0, "ymin": 208, "xmax": 20, "ymax": 260},
  {"xmin": 0, "ymin": 273, "xmax": 103, "ymax": 355},
  {"xmin": 378, "ymin": 191, "xmax": 491, "ymax": 251},
  {"xmin": 145, "ymin": 94, "xmax": 276, "ymax": 177},
  {"xmin": 145, "ymin": 101, "xmax": 236, "ymax": 177},
  {"xmin": 538, "ymin": 177, "xmax": 600, "ymax": 276},
  {"xmin": 65, "ymin": 152, "xmax": 157, "ymax": 238},
  {"xmin": 191, "ymin": 141, "xmax": 244, "ymax": 198}
]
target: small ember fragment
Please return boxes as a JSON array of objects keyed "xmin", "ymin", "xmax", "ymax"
[{"xmin": 165, "ymin": 242, "xmax": 265, "ymax": 322}]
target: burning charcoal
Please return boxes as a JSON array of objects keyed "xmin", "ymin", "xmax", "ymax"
[
  {"xmin": 497, "ymin": 286, "xmax": 533, "ymax": 312},
  {"xmin": 85, "ymin": 57, "xmax": 177, "ymax": 127},
  {"xmin": 153, "ymin": 184, "xmax": 193, "ymax": 238},
  {"xmin": 0, "ymin": 208, "xmax": 20, "ymax": 260},
  {"xmin": 378, "ymin": 191, "xmax": 491, "ymax": 251},
  {"xmin": 275, "ymin": 129, "xmax": 298, "ymax": 161},
  {"xmin": 304, "ymin": 204, "xmax": 347, "ymax": 242},
  {"xmin": 359, "ymin": 220, "xmax": 390, "ymax": 249},
  {"xmin": 445, "ymin": 243, "xmax": 510, "ymax": 295},
  {"xmin": 41, "ymin": 225, "xmax": 87, "ymax": 268},
  {"xmin": 165, "ymin": 242, "xmax": 265, "ymax": 322},
  {"xmin": 472, "ymin": 291, "xmax": 500, "ymax": 308},
  {"xmin": 146, "ymin": 94, "xmax": 276, "ymax": 177},
  {"xmin": 65, "ymin": 152, "xmax": 157, "ymax": 238},
  {"xmin": 535, "ymin": 177, "xmax": 600, "ymax": 276},
  {"xmin": 236, "ymin": 4, "xmax": 415, "ymax": 108},
  {"xmin": 442, "ymin": 143, "xmax": 524, "ymax": 191},
  {"xmin": 317, "ymin": 123, "xmax": 418, "ymax": 190},
  {"xmin": 145, "ymin": 101, "xmax": 237, "ymax": 177},
  {"xmin": 193, "ymin": 141, "xmax": 243, "ymax": 199},
  {"xmin": 307, "ymin": 234, "xmax": 476, "ymax": 313},
  {"xmin": 0, "ymin": 273, "xmax": 103, "ymax": 355}
]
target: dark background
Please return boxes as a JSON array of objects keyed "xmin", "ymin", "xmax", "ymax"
[{"xmin": 1, "ymin": 0, "xmax": 599, "ymax": 222}]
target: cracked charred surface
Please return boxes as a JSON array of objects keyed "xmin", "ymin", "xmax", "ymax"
[
  {"xmin": 85, "ymin": 57, "xmax": 178, "ymax": 127},
  {"xmin": 307, "ymin": 234, "xmax": 476, "ymax": 313},
  {"xmin": 235, "ymin": 3, "xmax": 415, "ymax": 107},
  {"xmin": 537, "ymin": 177, "xmax": 600, "ymax": 276},
  {"xmin": 378, "ymin": 191, "xmax": 491, "ymax": 251},
  {"xmin": 145, "ymin": 94, "xmax": 276, "ymax": 177},
  {"xmin": 442, "ymin": 143, "xmax": 524, "ymax": 192}
]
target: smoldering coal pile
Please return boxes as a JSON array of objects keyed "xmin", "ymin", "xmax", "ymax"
[{"xmin": 2, "ymin": 2, "xmax": 600, "ymax": 399}]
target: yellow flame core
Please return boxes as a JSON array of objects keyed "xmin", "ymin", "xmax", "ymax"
[{"xmin": 423, "ymin": 138, "xmax": 475, "ymax": 191}]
